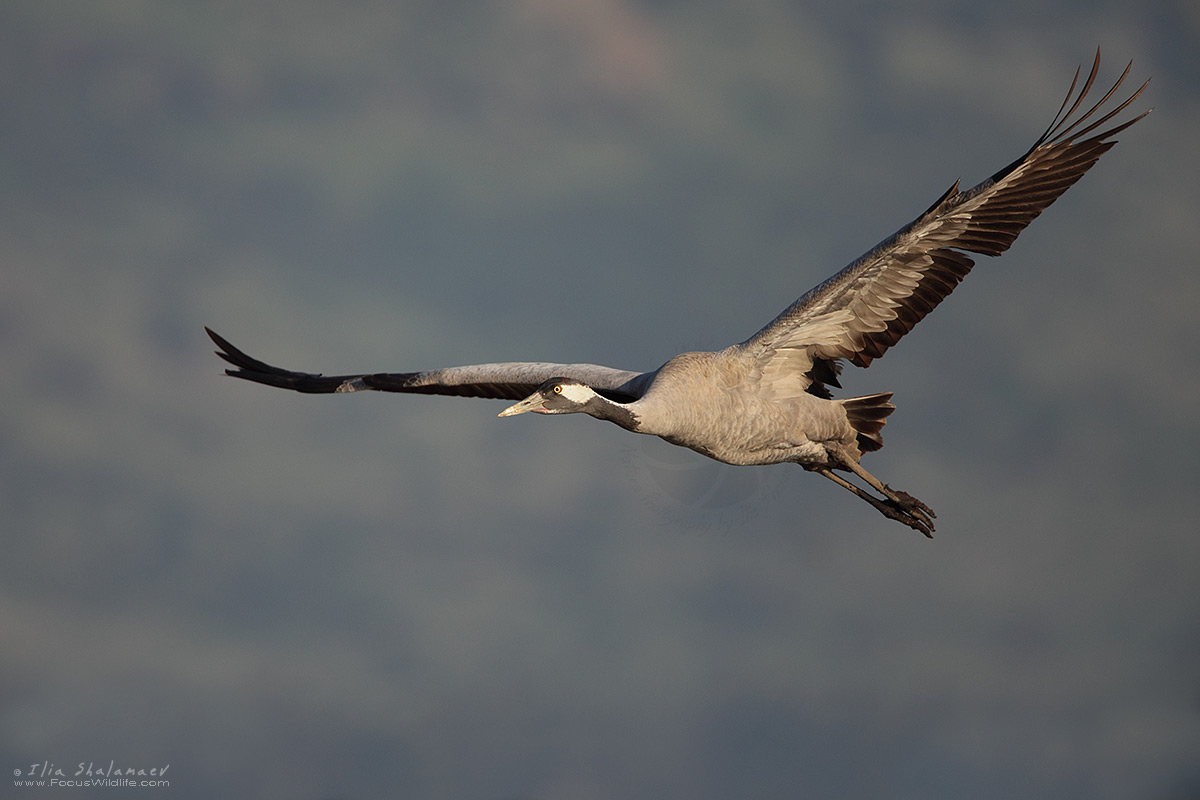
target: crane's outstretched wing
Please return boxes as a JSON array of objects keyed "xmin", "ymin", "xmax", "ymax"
[
  {"xmin": 206, "ymin": 328, "xmax": 649, "ymax": 402},
  {"xmin": 739, "ymin": 51, "xmax": 1149, "ymax": 399}
]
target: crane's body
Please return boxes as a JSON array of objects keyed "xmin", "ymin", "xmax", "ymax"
[
  {"xmin": 536, "ymin": 349, "xmax": 875, "ymax": 469},
  {"xmin": 208, "ymin": 53, "xmax": 1148, "ymax": 536}
]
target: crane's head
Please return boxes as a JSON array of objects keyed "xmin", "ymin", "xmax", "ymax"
[{"xmin": 498, "ymin": 378, "xmax": 599, "ymax": 417}]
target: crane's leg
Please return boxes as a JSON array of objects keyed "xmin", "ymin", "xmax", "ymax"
[{"xmin": 814, "ymin": 465, "xmax": 935, "ymax": 537}]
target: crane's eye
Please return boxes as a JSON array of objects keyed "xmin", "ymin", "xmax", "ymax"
[{"xmin": 552, "ymin": 384, "xmax": 563, "ymax": 394}]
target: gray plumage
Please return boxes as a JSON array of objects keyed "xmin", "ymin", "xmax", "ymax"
[{"xmin": 208, "ymin": 52, "xmax": 1148, "ymax": 537}]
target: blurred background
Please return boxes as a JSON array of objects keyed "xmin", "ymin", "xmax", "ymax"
[{"xmin": 2, "ymin": 2, "xmax": 1197, "ymax": 798}]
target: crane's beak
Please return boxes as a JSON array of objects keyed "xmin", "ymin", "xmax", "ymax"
[{"xmin": 498, "ymin": 393, "xmax": 545, "ymax": 417}]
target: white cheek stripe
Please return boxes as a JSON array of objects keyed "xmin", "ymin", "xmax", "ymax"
[{"xmin": 557, "ymin": 383, "xmax": 594, "ymax": 404}]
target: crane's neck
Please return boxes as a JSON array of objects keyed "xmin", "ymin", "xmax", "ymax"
[{"xmin": 583, "ymin": 394, "xmax": 643, "ymax": 433}]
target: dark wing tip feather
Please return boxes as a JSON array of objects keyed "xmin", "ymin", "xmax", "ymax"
[
  {"xmin": 985, "ymin": 51, "xmax": 1149, "ymax": 189},
  {"xmin": 825, "ymin": 52, "xmax": 1147, "ymax": 372},
  {"xmin": 206, "ymin": 327, "xmax": 355, "ymax": 393},
  {"xmin": 952, "ymin": 55, "xmax": 1148, "ymax": 259},
  {"xmin": 1042, "ymin": 54, "xmax": 1150, "ymax": 147}
]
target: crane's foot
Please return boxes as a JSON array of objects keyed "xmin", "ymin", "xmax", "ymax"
[
  {"xmin": 814, "ymin": 466, "xmax": 936, "ymax": 537},
  {"xmin": 875, "ymin": 488, "xmax": 936, "ymax": 537}
]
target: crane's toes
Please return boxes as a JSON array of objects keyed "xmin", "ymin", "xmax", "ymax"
[
  {"xmin": 877, "ymin": 490, "xmax": 936, "ymax": 537},
  {"xmin": 888, "ymin": 488, "xmax": 936, "ymax": 520},
  {"xmin": 886, "ymin": 503, "xmax": 935, "ymax": 537}
]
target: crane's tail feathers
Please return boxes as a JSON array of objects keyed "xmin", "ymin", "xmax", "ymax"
[{"xmin": 841, "ymin": 392, "xmax": 895, "ymax": 453}]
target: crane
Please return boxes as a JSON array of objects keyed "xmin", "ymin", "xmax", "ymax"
[{"xmin": 208, "ymin": 52, "xmax": 1148, "ymax": 536}]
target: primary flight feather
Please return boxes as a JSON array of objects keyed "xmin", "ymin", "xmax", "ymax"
[{"xmin": 209, "ymin": 52, "xmax": 1148, "ymax": 536}]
